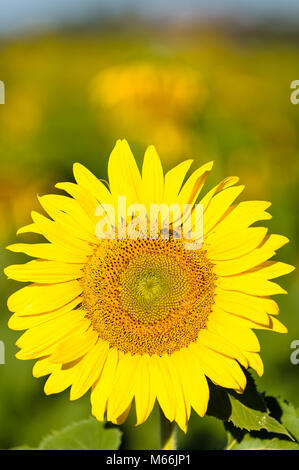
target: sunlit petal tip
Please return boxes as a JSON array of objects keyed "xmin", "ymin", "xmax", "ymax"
[
  {"xmin": 5, "ymin": 244, "xmax": 15, "ymax": 252},
  {"xmin": 278, "ymin": 287, "xmax": 288, "ymax": 295},
  {"xmin": 229, "ymin": 176, "xmax": 239, "ymax": 184},
  {"xmin": 43, "ymin": 384, "xmax": 52, "ymax": 396},
  {"xmin": 145, "ymin": 143, "xmax": 157, "ymax": 153},
  {"xmin": 36, "ymin": 194, "xmax": 46, "ymax": 207},
  {"xmin": 7, "ymin": 316, "xmax": 15, "ymax": 330},
  {"xmin": 16, "ymin": 224, "xmax": 34, "ymax": 235},
  {"xmin": 73, "ymin": 162, "xmax": 88, "ymax": 180},
  {"xmin": 15, "ymin": 349, "xmax": 27, "ymax": 360},
  {"xmin": 177, "ymin": 421, "xmax": 188, "ymax": 434},
  {"xmin": 277, "ymin": 235, "xmax": 290, "ymax": 246},
  {"xmin": 120, "ymin": 138, "xmax": 131, "ymax": 147},
  {"xmin": 287, "ymin": 264, "xmax": 295, "ymax": 274},
  {"xmin": 3, "ymin": 266, "xmax": 12, "ymax": 278},
  {"xmin": 69, "ymin": 390, "xmax": 79, "ymax": 401},
  {"xmin": 270, "ymin": 316, "xmax": 288, "ymax": 334},
  {"xmin": 206, "ymin": 160, "xmax": 214, "ymax": 170},
  {"xmin": 7, "ymin": 314, "xmax": 23, "ymax": 331},
  {"xmin": 109, "ymin": 138, "xmax": 125, "ymax": 157},
  {"xmin": 182, "ymin": 158, "xmax": 194, "ymax": 168},
  {"xmin": 54, "ymin": 182, "xmax": 69, "ymax": 191},
  {"xmin": 257, "ymin": 364, "xmax": 264, "ymax": 377},
  {"xmin": 30, "ymin": 210, "xmax": 40, "ymax": 220},
  {"xmin": 73, "ymin": 161, "xmax": 82, "ymax": 172}
]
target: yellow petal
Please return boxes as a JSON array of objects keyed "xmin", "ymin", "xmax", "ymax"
[
  {"xmin": 5, "ymin": 260, "xmax": 83, "ymax": 283},
  {"xmin": 106, "ymin": 353, "xmax": 139, "ymax": 422},
  {"xmin": 134, "ymin": 354, "xmax": 156, "ymax": 426},
  {"xmin": 259, "ymin": 234, "xmax": 289, "ymax": 252},
  {"xmin": 36, "ymin": 194, "xmax": 91, "ymax": 222},
  {"xmin": 208, "ymin": 307, "xmax": 261, "ymax": 352},
  {"xmin": 113, "ymin": 404, "xmax": 132, "ymax": 425},
  {"xmin": 163, "ymin": 160, "xmax": 193, "ymax": 205},
  {"xmin": 91, "ymin": 348, "xmax": 119, "ymax": 421},
  {"xmin": 108, "ymin": 139, "xmax": 142, "ymax": 206},
  {"xmin": 16, "ymin": 310, "xmax": 88, "ymax": 359},
  {"xmin": 258, "ymin": 297, "xmax": 279, "ymax": 315},
  {"xmin": 38, "ymin": 195, "xmax": 97, "ymax": 244},
  {"xmin": 213, "ymin": 249, "xmax": 275, "ymax": 277},
  {"xmin": 6, "ymin": 242, "xmax": 91, "ymax": 264},
  {"xmin": 198, "ymin": 329, "xmax": 248, "ymax": 367},
  {"xmin": 250, "ymin": 261, "xmax": 295, "ymax": 279},
  {"xmin": 31, "ymin": 211, "xmax": 89, "ymax": 252},
  {"xmin": 33, "ymin": 356, "xmax": 58, "ymax": 378},
  {"xmin": 189, "ymin": 343, "xmax": 246, "ymax": 392},
  {"xmin": 44, "ymin": 361, "xmax": 80, "ymax": 395},
  {"xmin": 206, "ymin": 227, "xmax": 268, "ymax": 261},
  {"xmin": 203, "ymin": 185, "xmax": 245, "ymax": 234},
  {"xmin": 214, "ymin": 290, "xmax": 271, "ymax": 325},
  {"xmin": 70, "ymin": 340, "xmax": 109, "ymax": 400},
  {"xmin": 244, "ymin": 352, "xmax": 264, "ymax": 377},
  {"xmin": 252, "ymin": 315, "xmax": 288, "ymax": 333},
  {"xmin": 150, "ymin": 355, "xmax": 176, "ymax": 422},
  {"xmin": 163, "ymin": 354, "xmax": 188, "ymax": 432},
  {"xmin": 211, "ymin": 200, "xmax": 272, "ymax": 235},
  {"xmin": 8, "ymin": 297, "xmax": 81, "ymax": 330},
  {"xmin": 73, "ymin": 163, "xmax": 113, "ymax": 205},
  {"xmin": 7, "ymin": 281, "xmax": 82, "ymax": 315},
  {"xmin": 50, "ymin": 325, "xmax": 98, "ymax": 364},
  {"xmin": 200, "ymin": 176, "xmax": 240, "ymax": 211},
  {"xmin": 176, "ymin": 161, "xmax": 214, "ymax": 207},
  {"xmin": 173, "ymin": 348, "xmax": 209, "ymax": 418},
  {"xmin": 142, "ymin": 145, "xmax": 164, "ymax": 205},
  {"xmin": 17, "ymin": 223, "xmax": 41, "ymax": 235},
  {"xmin": 217, "ymin": 274, "xmax": 287, "ymax": 296},
  {"xmin": 55, "ymin": 182, "xmax": 98, "ymax": 224},
  {"xmin": 265, "ymin": 316, "xmax": 288, "ymax": 334}
]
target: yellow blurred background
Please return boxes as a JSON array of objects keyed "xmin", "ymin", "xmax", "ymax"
[{"xmin": 0, "ymin": 4, "xmax": 298, "ymax": 449}]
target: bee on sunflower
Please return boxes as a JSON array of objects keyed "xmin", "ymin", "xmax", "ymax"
[{"xmin": 5, "ymin": 140, "xmax": 294, "ymax": 447}]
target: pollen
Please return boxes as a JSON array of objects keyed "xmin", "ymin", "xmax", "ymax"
[{"xmin": 81, "ymin": 237, "xmax": 216, "ymax": 356}]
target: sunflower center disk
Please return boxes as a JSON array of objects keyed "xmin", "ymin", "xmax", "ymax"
[
  {"xmin": 81, "ymin": 238, "xmax": 216, "ymax": 356},
  {"xmin": 119, "ymin": 254, "xmax": 188, "ymax": 324}
]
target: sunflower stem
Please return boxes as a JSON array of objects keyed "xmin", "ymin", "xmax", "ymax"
[{"xmin": 159, "ymin": 408, "xmax": 176, "ymax": 450}]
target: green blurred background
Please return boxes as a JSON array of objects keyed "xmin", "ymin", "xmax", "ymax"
[{"xmin": 0, "ymin": 1, "xmax": 298, "ymax": 450}]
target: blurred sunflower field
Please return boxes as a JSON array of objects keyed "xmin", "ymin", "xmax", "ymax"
[{"xmin": 0, "ymin": 21, "xmax": 299, "ymax": 450}]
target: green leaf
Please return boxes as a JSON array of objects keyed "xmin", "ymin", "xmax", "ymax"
[
  {"xmin": 11, "ymin": 445, "xmax": 35, "ymax": 450},
  {"xmin": 11, "ymin": 418, "xmax": 122, "ymax": 450},
  {"xmin": 38, "ymin": 418, "xmax": 122, "ymax": 450},
  {"xmin": 230, "ymin": 435, "xmax": 299, "ymax": 451},
  {"xmin": 278, "ymin": 399, "xmax": 299, "ymax": 441},
  {"xmin": 207, "ymin": 372, "xmax": 291, "ymax": 437},
  {"xmin": 228, "ymin": 394, "xmax": 291, "ymax": 437}
]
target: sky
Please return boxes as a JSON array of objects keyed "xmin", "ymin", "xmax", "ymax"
[{"xmin": 1, "ymin": 0, "xmax": 299, "ymax": 35}]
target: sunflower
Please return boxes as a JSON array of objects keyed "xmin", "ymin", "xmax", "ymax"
[{"xmin": 5, "ymin": 140, "xmax": 294, "ymax": 433}]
